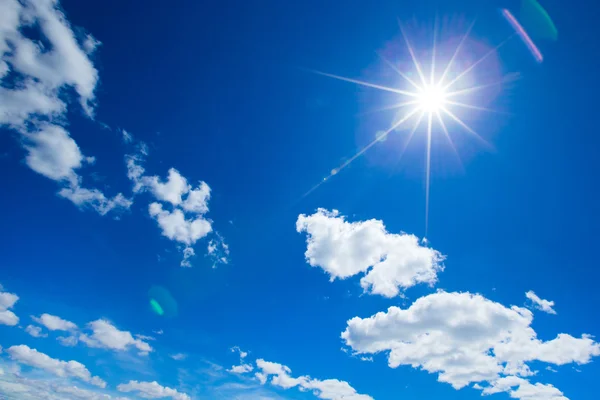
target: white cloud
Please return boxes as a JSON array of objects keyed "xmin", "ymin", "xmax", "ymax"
[
  {"xmin": 0, "ymin": 0, "xmax": 128, "ymax": 216},
  {"xmin": 7, "ymin": 0, "xmax": 99, "ymax": 115},
  {"xmin": 296, "ymin": 209, "xmax": 444, "ymax": 297},
  {"xmin": 482, "ymin": 376, "xmax": 568, "ymax": 400},
  {"xmin": 228, "ymin": 364, "xmax": 254, "ymax": 374},
  {"xmin": 79, "ymin": 319, "xmax": 153, "ymax": 355},
  {"xmin": 25, "ymin": 325, "xmax": 47, "ymax": 338},
  {"xmin": 526, "ymin": 291, "xmax": 557, "ymax": 315},
  {"xmin": 149, "ymin": 203, "xmax": 212, "ymax": 247},
  {"xmin": 255, "ymin": 359, "xmax": 373, "ymax": 400},
  {"xmin": 58, "ymin": 335, "xmax": 79, "ymax": 347},
  {"xmin": 32, "ymin": 313, "xmax": 77, "ymax": 331},
  {"xmin": 0, "ymin": 367, "xmax": 127, "ymax": 400},
  {"xmin": 59, "ymin": 186, "xmax": 132, "ymax": 216},
  {"xmin": 170, "ymin": 353, "xmax": 187, "ymax": 361},
  {"xmin": 231, "ymin": 346, "xmax": 248, "ymax": 359},
  {"xmin": 342, "ymin": 291, "xmax": 600, "ymax": 397},
  {"xmin": 22, "ymin": 124, "xmax": 87, "ymax": 186},
  {"xmin": 7, "ymin": 345, "xmax": 106, "ymax": 388},
  {"xmin": 180, "ymin": 246, "xmax": 195, "ymax": 268},
  {"xmin": 117, "ymin": 380, "xmax": 190, "ymax": 400},
  {"xmin": 143, "ymin": 168, "xmax": 191, "ymax": 206},
  {"xmin": 0, "ymin": 81, "xmax": 65, "ymax": 127},
  {"xmin": 122, "ymin": 129, "xmax": 133, "ymax": 143},
  {"xmin": 21, "ymin": 124, "xmax": 131, "ymax": 215},
  {"xmin": 134, "ymin": 334, "xmax": 156, "ymax": 341},
  {"xmin": 126, "ymin": 155, "xmax": 219, "ymax": 267},
  {"xmin": 82, "ymin": 34, "xmax": 101, "ymax": 55},
  {"xmin": 228, "ymin": 346, "xmax": 252, "ymax": 373},
  {"xmin": 0, "ymin": 287, "xmax": 19, "ymax": 326},
  {"xmin": 207, "ymin": 233, "xmax": 230, "ymax": 267},
  {"xmin": 181, "ymin": 181, "xmax": 210, "ymax": 214}
]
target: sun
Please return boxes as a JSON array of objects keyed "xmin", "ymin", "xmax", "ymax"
[
  {"xmin": 417, "ymin": 84, "xmax": 447, "ymax": 113},
  {"xmin": 305, "ymin": 20, "xmax": 513, "ymax": 234}
]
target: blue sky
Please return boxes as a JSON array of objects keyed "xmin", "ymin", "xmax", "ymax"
[{"xmin": 1, "ymin": 0, "xmax": 599, "ymax": 399}]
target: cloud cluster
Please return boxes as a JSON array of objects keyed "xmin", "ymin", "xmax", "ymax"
[
  {"xmin": 27, "ymin": 312, "xmax": 153, "ymax": 356},
  {"xmin": 0, "ymin": 0, "xmax": 130, "ymax": 215},
  {"xmin": 78, "ymin": 319, "xmax": 153, "ymax": 356},
  {"xmin": 7, "ymin": 345, "xmax": 106, "ymax": 388},
  {"xmin": 127, "ymin": 154, "xmax": 224, "ymax": 267},
  {"xmin": 296, "ymin": 209, "xmax": 444, "ymax": 297},
  {"xmin": 0, "ymin": 372, "xmax": 128, "ymax": 400},
  {"xmin": 526, "ymin": 291, "xmax": 557, "ymax": 315},
  {"xmin": 116, "ymin": 380, "xmax": 190, "ymax": 400},
  {"xmin": 227, "ymin": 346, "xmax": 253, "ymax": 374},
  {"xmin": 0, "ymin": 285, "xmax": 19, "ymax": 326},
  {"xmin": 254, "ymin": 359, "xmax": 373, "ymax": 400},
  {"xmin": 342, "ymin": 291, "xmax": 599, "ymax": 398}
]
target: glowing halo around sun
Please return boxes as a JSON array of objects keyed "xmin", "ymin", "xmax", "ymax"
[{"xmin": 304, "ymin": 19, "xmax": 516, "ymax": 236}]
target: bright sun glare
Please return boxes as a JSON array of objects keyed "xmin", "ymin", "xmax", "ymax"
[
  {"xmin": 417, "ymin": 84, "xmax": 447, "ymax": 112},
  {"xmin": 306, "ymin": 20, "xmax": 513, "ymax": 235}
]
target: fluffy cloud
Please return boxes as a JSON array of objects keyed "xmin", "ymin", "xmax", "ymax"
[
  {"xmin": 143, "ymin": 169, "xmax": 191, "ymax": 206},
  {"xmin": 0, "ymin": 286, "xmax": 19, "ymax": 326},
  {"xmin": 255, "ymin": 359, "xmax": 372, "ymax": 400},
  {"xmin": 526, "ymin": 291, "xmax": 557, "ymax": 315},
  {"xmin": 79, "ymin": 319, "xmax": 153, "ymax": 355},
  {"xmin": 126, "ymin": 155, "xmax": 217, "ymax": 267},
  {"xmin": 228, "ymin": 347, "xmax": 253, "ymax": 373},
  {"xmin": 25, "ymin": 325, "xmax": 47, "ymax": 338},
  {"xmin": 149, "ymin": 203, "xmax": 212, "ymax": 247},
  {"xmin": 296, "ymin": 209, "xmax": 444, "ymax": 297},
  {"xmin": 7, "ymin": 345, "xmax": 106, "ymax": 388},
  {"xmin": 32, "ymin": 313, "xmax": 78, "ymax": 331},
  {"xmin": 116, "ymin": 380, "xmax": 190, "ymax": 400},
  {"xmin": 0, "ymin": 0, "xmax": 130, "ymax": 216},
  {"xmin": 8, "ymin": 0, "xmax": 98, "ymax": 113},
  {"xmin": 342, "ymin": 291, "xmax": 600, "ymax": 397},
  {"xmin": 228, "ymin": 364, "xmax": 254, "ymax": 374},
  {"xmin": 482, "ymin": 376, "xmax": 568, "ymax": 400},
  {"xmin": 0, "ymin": 81, "xmax": 65, "ymax": 126},
  {"xmin": 22, "ymin": 125, "xmax": 86, "ymax": 186}
]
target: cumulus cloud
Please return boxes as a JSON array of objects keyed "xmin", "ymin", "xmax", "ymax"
[
  {"xmin": 79, "ymin": 319, "xmax": 153, "ymax": 355},
  {"xmin": 7, "ymin": 345, "xmax": 106, "ymax": 388},
  {"xmin": 25, "ymin": 325, "xmax": 47, "ymax": 338},
  {"xmin": 126, "ymin": 155, "xmax": 218, "ymax": 267},
  {"xmin": 117, "ymin": 380, "xmax": 190, "ymax": 400},
  {"xmin": 255, "ymin": 359, "xmax": 372, "ymax": 400},
  {"xmin": 296, "ymin": 209, "xmax": 444, "ymax": 297},
  {"xmin": 32, "ymin": 313, "xmax": 78, "ymax": 331},
  {"xmin": 342, "ymin": 291, "xmax": 599, "ymax": 397},
  {"xmin": 526, "ymin": 291, "xmax": 557, "ymax": 315},
  {"xmin": 227, "ymin": 347, "xmax": 252, "ymax": 374},
  {"xmin": 0, "ymin": 0, "xmax": 130, "ymax": 216},
  {"xmin": 0, "ymin": 287, "xmax": 19, "ymax": 326},
  {"xmin": 148, "ymin": 203, "xmax": 212, "ymax": 247},
  {"xmin": 482, "ymin": 376, "xmax": 568, "ymax": 400},
  {"xmin": 22, "ymin": 124, "xmax": 87, "ymax": 186}
]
